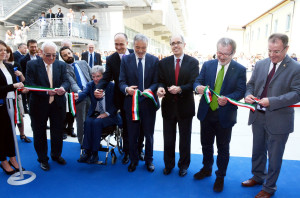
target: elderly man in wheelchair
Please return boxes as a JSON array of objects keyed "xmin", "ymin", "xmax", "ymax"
[{"xmin": 75, "ymin": 65, "xmax": 119, "ymax": 164}]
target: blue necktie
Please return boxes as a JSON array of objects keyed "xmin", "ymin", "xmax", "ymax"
[
  {"xmin": 89, "ymin": 53, "xmax": 93, "ymax": 68},
  {"xmin": 138, "ymin": 58, "xmax": 143, "ymax": 91},
  {"xmin": 72, "ymin": 63, "xmax": 83, "ymax": 90},
  {"xmin": 97, "ymin": 98, "xmax": 105, "ymax": 114}
]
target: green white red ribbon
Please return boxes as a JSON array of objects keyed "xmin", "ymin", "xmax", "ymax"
[
  {"xmin": 68, "ymin": 92, "xmax": 76, "ymax": 116},
  {"xmin": 17, "ymin": 85, "xmax": 76, "ymax": 117},
  {"xmin": 204, "ymin": 86, "xmax": 212, "ymax": 103},
  {"xmin": 132, "ymin": 89, "xmax": 158, "ymax": 121},
  {"xmin": 204, "ymin": 86, "xmax": 256, "ymax": 112},
  {"xmin": 14, "ymin": 90, "xmax": 22, "ymax": 124}
]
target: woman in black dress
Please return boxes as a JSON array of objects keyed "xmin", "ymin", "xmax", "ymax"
[{"xmin": 0, "ymin": 40, "xmax": 26, "ymax": 175}]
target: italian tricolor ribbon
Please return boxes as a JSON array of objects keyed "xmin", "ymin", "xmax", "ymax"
[
  {"xmin": 14, "ymin": 90, "xmax": 22, "ymax": 124},
  {"xmin": 203, "ymin": 86, "xmax": 256, "ymax": 112},
  {"xmin": 204, "ymin": 86, "xmax": 212, "ymax": 103},
  {"xmin": 67, "ymin": 92, "xmax": 76, "ymax": 116},
  {"xmin": 132, "ymin": 89, "xmax": 158, "ymax": 121},
  {"xmin": 17, "ymin": 85, "xmax": 76, "ymax": 117}
]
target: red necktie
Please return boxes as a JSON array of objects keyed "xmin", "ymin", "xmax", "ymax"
[
  {"xmin": 175, "ymin": 59, "xmax": 180, "ymax": 85},
  {"xmin": 261, "ymin": 62, "xmax": 277, "ymax": 98}
]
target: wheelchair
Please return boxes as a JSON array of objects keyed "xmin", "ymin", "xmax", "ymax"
[{"xmin": 80, "ymin": 113, "xmax": 124, "ymax": 165}]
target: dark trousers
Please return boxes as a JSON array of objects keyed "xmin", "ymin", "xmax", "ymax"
[
  {"xmin": 83, "ymin": 115, "xmax": 118, "ymax": 152},
  {"xmin": 30, "ymin": 102, "xmax": 65, "ymax": 163},
  {"xmin": 64, "ymin": 112, "xmax": 74, "ymax": 131},
  {"xmin": 163, "ymin": 110, "xmax": 192, "ymax": 170},
  {"xmin": 127, "ymin": 99, "xmax": 156, "ymax": 164},
  {"xmin": 200, "ymin": 109, "xmax": 232, "ymax": 178},
  {"xmin": 121, "ymin": 107, "xmax": 144, "ymax": 154}
]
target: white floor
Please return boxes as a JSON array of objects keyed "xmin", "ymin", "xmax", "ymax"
[{"xmin": 20, "ymin": 93, "xmax": 300, "ymax": 161}]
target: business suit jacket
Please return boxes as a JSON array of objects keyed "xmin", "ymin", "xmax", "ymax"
[
  {"xmin": 158, "ymin": 54, "xmax": 199, "ymax": 119},
  {"xmin": 0, "ymin": 63, "xmax": 17, "ymax": 161},
  {"xmin": 119, "ymin": 53, "xmax": 160, "ymax": 116},
  {"xmin": 46, "ymin": 13, "xmax": 56, "ymax": 19},
  {"xmin": 26, "ymin": 58, "xmax": 70, "ymax": 109},
  {"xmin": 13, "ymin": 51, "xmax": 23, "ymax": 64},
  {"xmin": 246, "ymin": 55, "xmax": 300, "ymax": 134},
  {"xmin": 20, "ymin": 53, "xmax": 41, "ymax": 80},
  {"xmin": 81, "ymin": 51, "xmax": 102, "ymax": 67},
  {"xmin": 77, "ymin": 82, "xmax": 117, "ymax": 118},
  {"xmin": 66, "ymin": 60, "xmax": 92, "ymax": 93},
  {"xmin": 56, "ymin": 12, "xmax": 64, "ymax": 19},
  {"xmin": 193, "ymin": 59, "xmax": 246, "ymax": 128},
  {"xmin": 97, "ymin": 49, "xmax": 134, "ymax": 109}
]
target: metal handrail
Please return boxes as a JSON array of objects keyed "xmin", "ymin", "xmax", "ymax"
[
  {"xmin": 0, "ymin": 0, "xmax": 31, "ymax": 19},
  {"xmin": 27, "ymin": 18, "xmax": 98, "ymax": 41}
]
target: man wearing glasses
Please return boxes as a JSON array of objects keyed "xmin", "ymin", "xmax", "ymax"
[
  {"xmin": 193, "ymin": 38, "xmax": 246, "ymax": 192},
  {"xmin": 26, "ymin": 41, "xmax": 70, "ymax": 171},
  {"xmin": 157, "ymin": 35, "xmax": 199, "ymax": 177},
  {"xmin": 242, "ymin": 34, "xmax": 300, "ymax": 198}
]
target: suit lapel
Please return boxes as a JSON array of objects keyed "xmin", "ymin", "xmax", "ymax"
[
  {"xmin": 270, "ymin": 56, "xmax": 289, "ymax": 84},
  {"xmin": 38, "ymin": 59, "xmax": 50, "ymax": 87},
  {"xmin": 178, "ymin": 55, "xmax": 188, "ymax": 85},
  {"xmin": 144, "ymin": 54, "xmax": 150, "ymax": 84},
  {"xmin": 168, "ymin": 56, "xmax": 175, "ymax": 85},
  {"xmin": 221, "ymin": 62, "xmax": 235, "ymax": 93},
  {"xmin": 210, "ymin": 61, "xmax": 218, "ymax": 90}
]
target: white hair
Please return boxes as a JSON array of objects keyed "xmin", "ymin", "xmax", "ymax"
[
  {"xmin": 91, "ymin": 65, "xmax": 105, "ymax": 74},
  {"xmin": 41, "ymin": 41, "xmax": 57, "ymax": 51},
  {"xmin": 61, "ymin": 39, "xmax": 72, "ymax": 48}
]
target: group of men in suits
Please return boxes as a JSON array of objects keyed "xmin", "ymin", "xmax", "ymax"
[{"xmin": 18, "ymin": 32, "xmax": 299, "ymax": 197}]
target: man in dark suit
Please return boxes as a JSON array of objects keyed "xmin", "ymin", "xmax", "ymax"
[
  {"xmin": 13, "ymin": 43, "xmax": 27, "ymax": 64},
  {"xmin": 95, "ymin": 33, "xmax": 145, "ymax": 165},
  {"xmin": 56, "ymin": 8, "xmax": 64, "ymax": 36},
  {"xmin": 26, "ymin": 41, "xmax": 70, "ymax": 171},
  {"xmin": 20, "ymin": 39, "xmax": 40, "ymax": 113},
  {"xmin": 157, "ymin": 35, "xmax": 199, "ymax": 177},
  {"xmin": 46, "ymin": 9, "xmax": 56, "ymax": 19},
  {"xmin": 119, "ymin": 34, "xmax": 159, "ymax": 173},
  {"xmin": 242, "ymin": 34, "xmax": 300, "ymax": 198},
  {"xmin": 61, "ymin": 46, "xmax": 92, "ymax": 144},
  {"xmin": 76, "ymin": 66, "xmax": 119, "ymax": 163},
  {"xmin": 193, "ymin": 38, "xmax": 246, "ymax": 192},
  {"xmin": 81, "ymin": 43, "xmax": 102, "ymax": 68}
]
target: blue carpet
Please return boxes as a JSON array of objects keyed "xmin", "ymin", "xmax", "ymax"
[{"xmin": 0, "ymin": 138, "xmax": 299, "ymax": 198}]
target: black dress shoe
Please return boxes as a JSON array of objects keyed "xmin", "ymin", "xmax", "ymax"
[
  {"xmin": 179, "ymin": 168, "xmax": 187, "ymax": 177},
  {"xmin": 63, "ymin": 133, "xmax": 68, "ymax": 140},
  {"xmin": 70, "ymin": 131, "xmax": 77, "ymax": 137},
  {"xmin": 46, "ymin": 126, "xmax": 50, "ymax": 130},
  {"xmin": 128, "ymin": 162, "xmax": 138, "ymax": 172},
  {"xmin": 213, "ymin": 177, "xmax": 224, "ymax": 192},
  {"xmin": 87, "ymin": 152, "xmax": 99, "ymax": 164},
  {"xmin": 122, "ymin": 153, "xmax": 130, "ymax": 165},
  {"xmin": 52, "ymin": 156, "xmax": 66, "ymax": 165},
  {"xmin": 139, "ymin": 151, "xmax": 145, "ymax": 161},
  {"xmin": 77, "ymin": 153, "xmax": 91, "ymax": 163},
  {"xmin": 194, "ymin": 168, "xmax": 212, "ymax": 180},
  {"xmin": 40, "ymin": 162, "xmax": 50, "ymax": 171},
  {"xmin": 163, "ymin": 168, "xmax": 172, "ymax": 175},
  {"xmin": 0, "ymin": 163, "xmax": 16, "ymax": 175},
  {"xmin": 9, "ymin": 160, "xmax": 25, "ymax": 172},
  {"xmin": 146, "ymin": 162, "xmax": 155, "ymax": 172},
  {"xmin": 20, "ymin": 135, "xmax": 32, "ymax": 143}
]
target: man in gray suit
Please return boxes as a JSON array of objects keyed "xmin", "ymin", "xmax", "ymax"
[
  {"xmin": 242, "ymin": 33, "xmax": 300, "ymax": 198},
  {"xmin": 60, "ymin": 46, "xmax": 92, "ymax": 144}
]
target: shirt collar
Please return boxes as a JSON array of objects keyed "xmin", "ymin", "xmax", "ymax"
[{"xmin": 174, "ymin": 54, "xmax": 184, "ymax": 62}]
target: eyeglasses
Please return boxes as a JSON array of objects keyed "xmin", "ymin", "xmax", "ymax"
[
  {"xmin": 268, "ymin": 46, "xmax": 287, "ymax": 55},
  {"xmin": 44, "ymin": 53, "xmax": 56, "ymax": 58},
  {"xmin": 170, "ymin": 41, "xmax": 183, "ymax": 47},
  {"xmin": 217, "ymin": 51, "xmax": 233, "ymax": 57}
]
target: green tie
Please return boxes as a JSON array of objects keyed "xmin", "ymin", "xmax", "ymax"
[{"xmin": 210, "ymin": 65, "xmax": 225, "ymax": 111}]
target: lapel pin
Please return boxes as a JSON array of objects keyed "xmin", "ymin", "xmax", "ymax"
[{"xmin": 283, "ymin": 64, "xmax": 286, "ymax": 67}]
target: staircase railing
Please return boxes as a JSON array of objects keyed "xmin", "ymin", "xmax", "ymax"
[
  {"xmin": 27, "ymin": 18, "xmax": 99, "ymax": 41},
  {"xmin": 0, "ymin": 0, "xmax": 32, "ymax": 20}
]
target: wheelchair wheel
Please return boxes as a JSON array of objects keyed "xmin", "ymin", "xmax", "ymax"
[{"xmin": 116, "ymin": 128, "xmax": 124, "ymax": 154}]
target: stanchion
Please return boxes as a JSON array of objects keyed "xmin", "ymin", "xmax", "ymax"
[{"xmin": 7, "ymin": 99, "xmax": 36, "ymax": 185}]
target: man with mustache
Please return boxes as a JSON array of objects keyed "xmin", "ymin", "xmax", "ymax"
[{"xmin": 60, "ymin": 46, "xmax": 92, "ymax": 145}]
